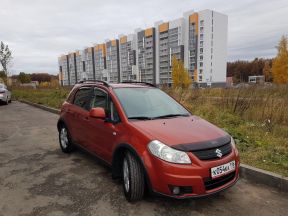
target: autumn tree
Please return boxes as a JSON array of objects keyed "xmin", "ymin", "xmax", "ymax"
[
  {"xmin": 171, "ymin": 56, "xmax": 191, "ymax": 89},
  {"xmin": 18, "ymin": 72, "xmax": 31, "ymax": 83},
  {"xmin": 0, "ymin": 41, "xmax": 13, "ymax": 83},
  {"xmin": 263, "ymin": 60, "xmax": 272, "ymax": 82},
  {"xmin": 272, "ymin": 35, "xmax": 288, "ymax": 84}
]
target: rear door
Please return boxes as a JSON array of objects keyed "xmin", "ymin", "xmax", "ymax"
[{"xmin": 68, "ymin": 87, "xmax": 93, "ymax": 146}]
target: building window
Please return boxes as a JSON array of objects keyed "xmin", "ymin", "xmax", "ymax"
[
  {"xmin": 200, "ymin": 41, "xmax": 204, "ymax": 47},
  {"xmin": 200, "ymin": 27, "xmax": 204, "ymax": 33},
  {"xmin": 200, "ymin": 20, "xmax": 204, "ymax": 26},
  {"xmin": 82, "ymin": 61, "xmax": 86, "ymax": 72},
  {"xmin": 200, "ymin": 34, "xmax": 204, "ymax": 40},
  {"xmin": 200, "ymin": 62, "xmax": 203, "ymax": 67},
  {"xmin": 199, "ymin": 75, "xmax": 202, "ymax": 82},
  {"xmin": 200, "ymin": 55, "xmax": 203, "ymax": 61},
  {"xmin": 200, "ymin": 48, "xmax": 203, "ymax": 54},
  {"xmin": 199, "ymin": 69, "xmax": 203, "ymax": 74}
]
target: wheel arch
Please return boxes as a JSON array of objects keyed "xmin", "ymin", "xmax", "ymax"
[
  {"xmin": 111, "ymin": 143, "xmax": 152, "ymax": 193},
  {"xmin": 57, "ymin": 118, "xmax": 66, "ymax": 132}
]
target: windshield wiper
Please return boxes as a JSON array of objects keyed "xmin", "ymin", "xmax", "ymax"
[
  {"xmin": 152, "ymin": 114, "xmax": 190, "ymax": 119},
  {"xmin": 128, "ymin": 116, "xmax": 153, "ymax": 120}
]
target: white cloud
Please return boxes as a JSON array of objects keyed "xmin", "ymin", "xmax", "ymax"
[{"xmin": 0, "ymin": 0, "xmax": 287, "ymax": 74}]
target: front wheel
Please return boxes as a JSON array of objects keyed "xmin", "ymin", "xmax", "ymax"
[
  {"xmin": 122, "ymin": 151, "xmax": 145, "ymax": 202},
  {"xmin": 4, "ymin": 97, "xmax": 9, "ymax": 105},
  {"xmin": 59, "ymin": 125, "xmax": 74, "ymax": 153}
]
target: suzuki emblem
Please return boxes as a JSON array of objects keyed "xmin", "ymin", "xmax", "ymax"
[{"xmin": 215, "ymin": 149, "xmax": 222, "ymax": 158}]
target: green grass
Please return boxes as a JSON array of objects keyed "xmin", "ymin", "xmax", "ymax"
[
  {"xmin": 190, "ymin": 103, "xmax": 288, "ymax": 176},
  {"xmin": 12, "ymin": 86, "xmax": 288, "ymax": 176},
  {"xmin": 12, "ymin": 88, "xmax": 70, "ymax": 109}
]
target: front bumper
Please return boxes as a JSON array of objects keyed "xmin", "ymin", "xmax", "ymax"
[{"xmin": 143, "ymin": 149, "xmax": 240, "ymax": 198}]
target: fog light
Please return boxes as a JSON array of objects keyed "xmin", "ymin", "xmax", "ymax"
[{"xmin": 172, "ymin": 186, "xmax": 180, "ymax": 195}]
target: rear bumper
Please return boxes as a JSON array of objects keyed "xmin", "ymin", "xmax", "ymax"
[
  {"xmin": 143, "ymin": 149, "xmax": 240, "ymax": 198},
  {"xmin": 0, "ymin": 93, "xmax": 7, "ymax": 101}
]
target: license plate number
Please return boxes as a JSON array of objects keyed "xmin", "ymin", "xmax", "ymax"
[{"xmin": 211, "ymin": 161, "xmax": 235, "ymax": 179}]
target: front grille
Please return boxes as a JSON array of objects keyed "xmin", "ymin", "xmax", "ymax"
[
  {"xmin": 191, "ymin": 142, "xmax": 232, "ymax": 160},
  {"xmin": 204, "ymin": 171, "xmax": 236, "ymax": 191}
]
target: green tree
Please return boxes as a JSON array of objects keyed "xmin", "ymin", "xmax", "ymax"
[
  {"xmin": 0, "ymin": 71, "xmax": 6, "ymax": 83},
  {"xmin": 18, "ymin": 72, "xmax": 31, "ymax": 83},
  {"xmin": 0, "ymin": 41, "xmax": 13, "ymax": 82},
  {"xmin": 171, "ymin": 56, "xmax": 191, "ymax": 89},
  {"xmin": 272, "ymin": 35, "xmax": 288, "ymax": 84}
]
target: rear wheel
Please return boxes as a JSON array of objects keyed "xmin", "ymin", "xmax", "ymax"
[
  {"xmin": 122, "ymin": 151, "xmax": 145, "ymax": 202},
  {"xmin": 59, "ymin": 125, "xmax": 74, "ymax": 153}
]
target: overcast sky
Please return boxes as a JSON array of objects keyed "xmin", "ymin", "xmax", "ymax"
[{"xmin": 0, "ymin": 0, "xmax": 287, "ymax": 75}]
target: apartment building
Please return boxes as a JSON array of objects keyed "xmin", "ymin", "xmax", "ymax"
[
  {"xmin": 58, "ymin": 55, "xmax": 69, "ymax": 86},
  {"xmin": 197, "ymin": 10, "xmax": 228, "ymax": 86},
  {"xmin": 119, "ymin": 34, "xmax": 137, "ymax": 82},
  {"xmin": 81, "ymin": 47, "xmax": 96, "ymax": 81},
  {"xmin": 58, "ymin": 9, "xmax": 227, "ymax": 87},
  {"xmin": 155, "ymin": 18, "xmax": 185, "ymax": 84},
  {"xmin": 94, "ymin": 44, "xmax": 107, "ymax": 80},
  {"xmin": 135, "ymin": 28, "xmax": 156, "ymax": 84},
  {"xmin": 106, "ymin": 39, "xmax": 120, "ymax": 83}
]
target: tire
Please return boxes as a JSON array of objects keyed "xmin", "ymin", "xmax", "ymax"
[
  {"xmin": 4, "ymin": 97, "xmax": 9, "ymax": 105},
  {"xmin": 122, "ymin": 151, "xmax": 145, "ymax": 202},
  {"xmin": 58, "ymin": 124, "xmax": 74, "ymax": 153}
]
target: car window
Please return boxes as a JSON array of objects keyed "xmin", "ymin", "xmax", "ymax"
[
  {"xmin": 110, "ymin": 101, "xmax": 120, "ymax": 122},
  {"xmin": 90, "ymin": 88, "xmax": 108, "ymax": 110},
  {"xmin": 90, "ymin": 88, "xmax": 120, "ymax": 123},
  {"xmin": 114, "ymin": 87, "xmax": 190, "ymax": 119},
  {"xmin": 73, "ymin": 87, "xmax": 93, "ymax": 111}
]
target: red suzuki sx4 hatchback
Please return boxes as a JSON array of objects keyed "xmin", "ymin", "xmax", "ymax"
[{"xmin": 57, "ymin": 81, "xmax": 240, "ymax": 202}]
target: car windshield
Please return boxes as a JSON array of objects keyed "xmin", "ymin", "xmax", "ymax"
[
  {"xmin": 113, "ymin": 87, "xmax": 190, "ymax": 120},
  {"xmin": 0, "ymin": 84, "xmax": 3, "ymax": 89}
]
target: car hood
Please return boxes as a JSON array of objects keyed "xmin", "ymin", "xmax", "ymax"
[{"xmin": 130, "ymin": 116, "xmax": 230, "ymax": 151}]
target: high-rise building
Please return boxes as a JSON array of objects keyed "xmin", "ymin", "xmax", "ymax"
[
  {"xmin": 155, "ymin": 18, "xmax": 185, "ymax": 85},
  {"xmin": 81, "ymin": 47, "xmax": 96, "ymax": 81},
  {"xmin": 94, "ymin": 44, "xmax": 107, "ymax": 81},
  {"xmin": 105, "ymin": 39, "xmax": 120, "ymax": 83},
  {"xmin": 119, "ymin": 34, "xmax": 137, "ymax": 82},
  {"xmin": 136, "ymin": 28, "xmax": 156, "ymax": 84},
  {"xmin": 58, "ymin": 55, "xmax": 68, "ymax": 86},
  {"xmin": 58, "ymin": 9, "xmax": 227, "ymax": 87}
]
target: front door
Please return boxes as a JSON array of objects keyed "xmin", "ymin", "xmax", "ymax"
[{"xmin": 85, "ymin": 88, "xmax": 121, "ymax": 163}]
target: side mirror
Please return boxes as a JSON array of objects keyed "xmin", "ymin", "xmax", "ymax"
[{"xmin": 89, "ymin": 107, "xmax": 106, "ymax": 119}]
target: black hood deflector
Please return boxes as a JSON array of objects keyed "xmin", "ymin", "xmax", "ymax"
[{"xmin": 172, "ymin": 135, "xmax": 231, "ymax": 152}]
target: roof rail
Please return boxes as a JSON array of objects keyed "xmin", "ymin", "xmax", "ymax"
[
  {"xmin": 77, "ymin": 79, "xmax": 110, "ymax": 87},
  {"xmin": 121, "ymin": 81, "xmax": 156, "ymax": 87}
]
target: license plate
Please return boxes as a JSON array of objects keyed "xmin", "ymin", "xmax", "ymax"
[{"xmin": 211, "ymin": 161, "xmax": 236, "ymax": 179}]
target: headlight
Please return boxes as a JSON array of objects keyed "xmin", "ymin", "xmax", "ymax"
[{"xmin": 148, "ymin": 140, "xmax": 191, "ymax": 164}]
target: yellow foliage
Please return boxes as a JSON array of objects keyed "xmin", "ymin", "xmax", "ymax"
[
  {"xmin": 39, "ymin": 82, "xmax": 50, "ymax": 88},
  {"xmin": 50, "ymin": 79, "xmax": 60, "ymax": 88},
  {"xmin": 38, "ymin": 80, "xmax": 59, "ymax": 88},
  {"xmin": 272, "ymin": 36, "xmax": 288, "ymax": 84},
  {"xmin": 171, "ymin": 55, "xmax": 191, "ymax": 89}
]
